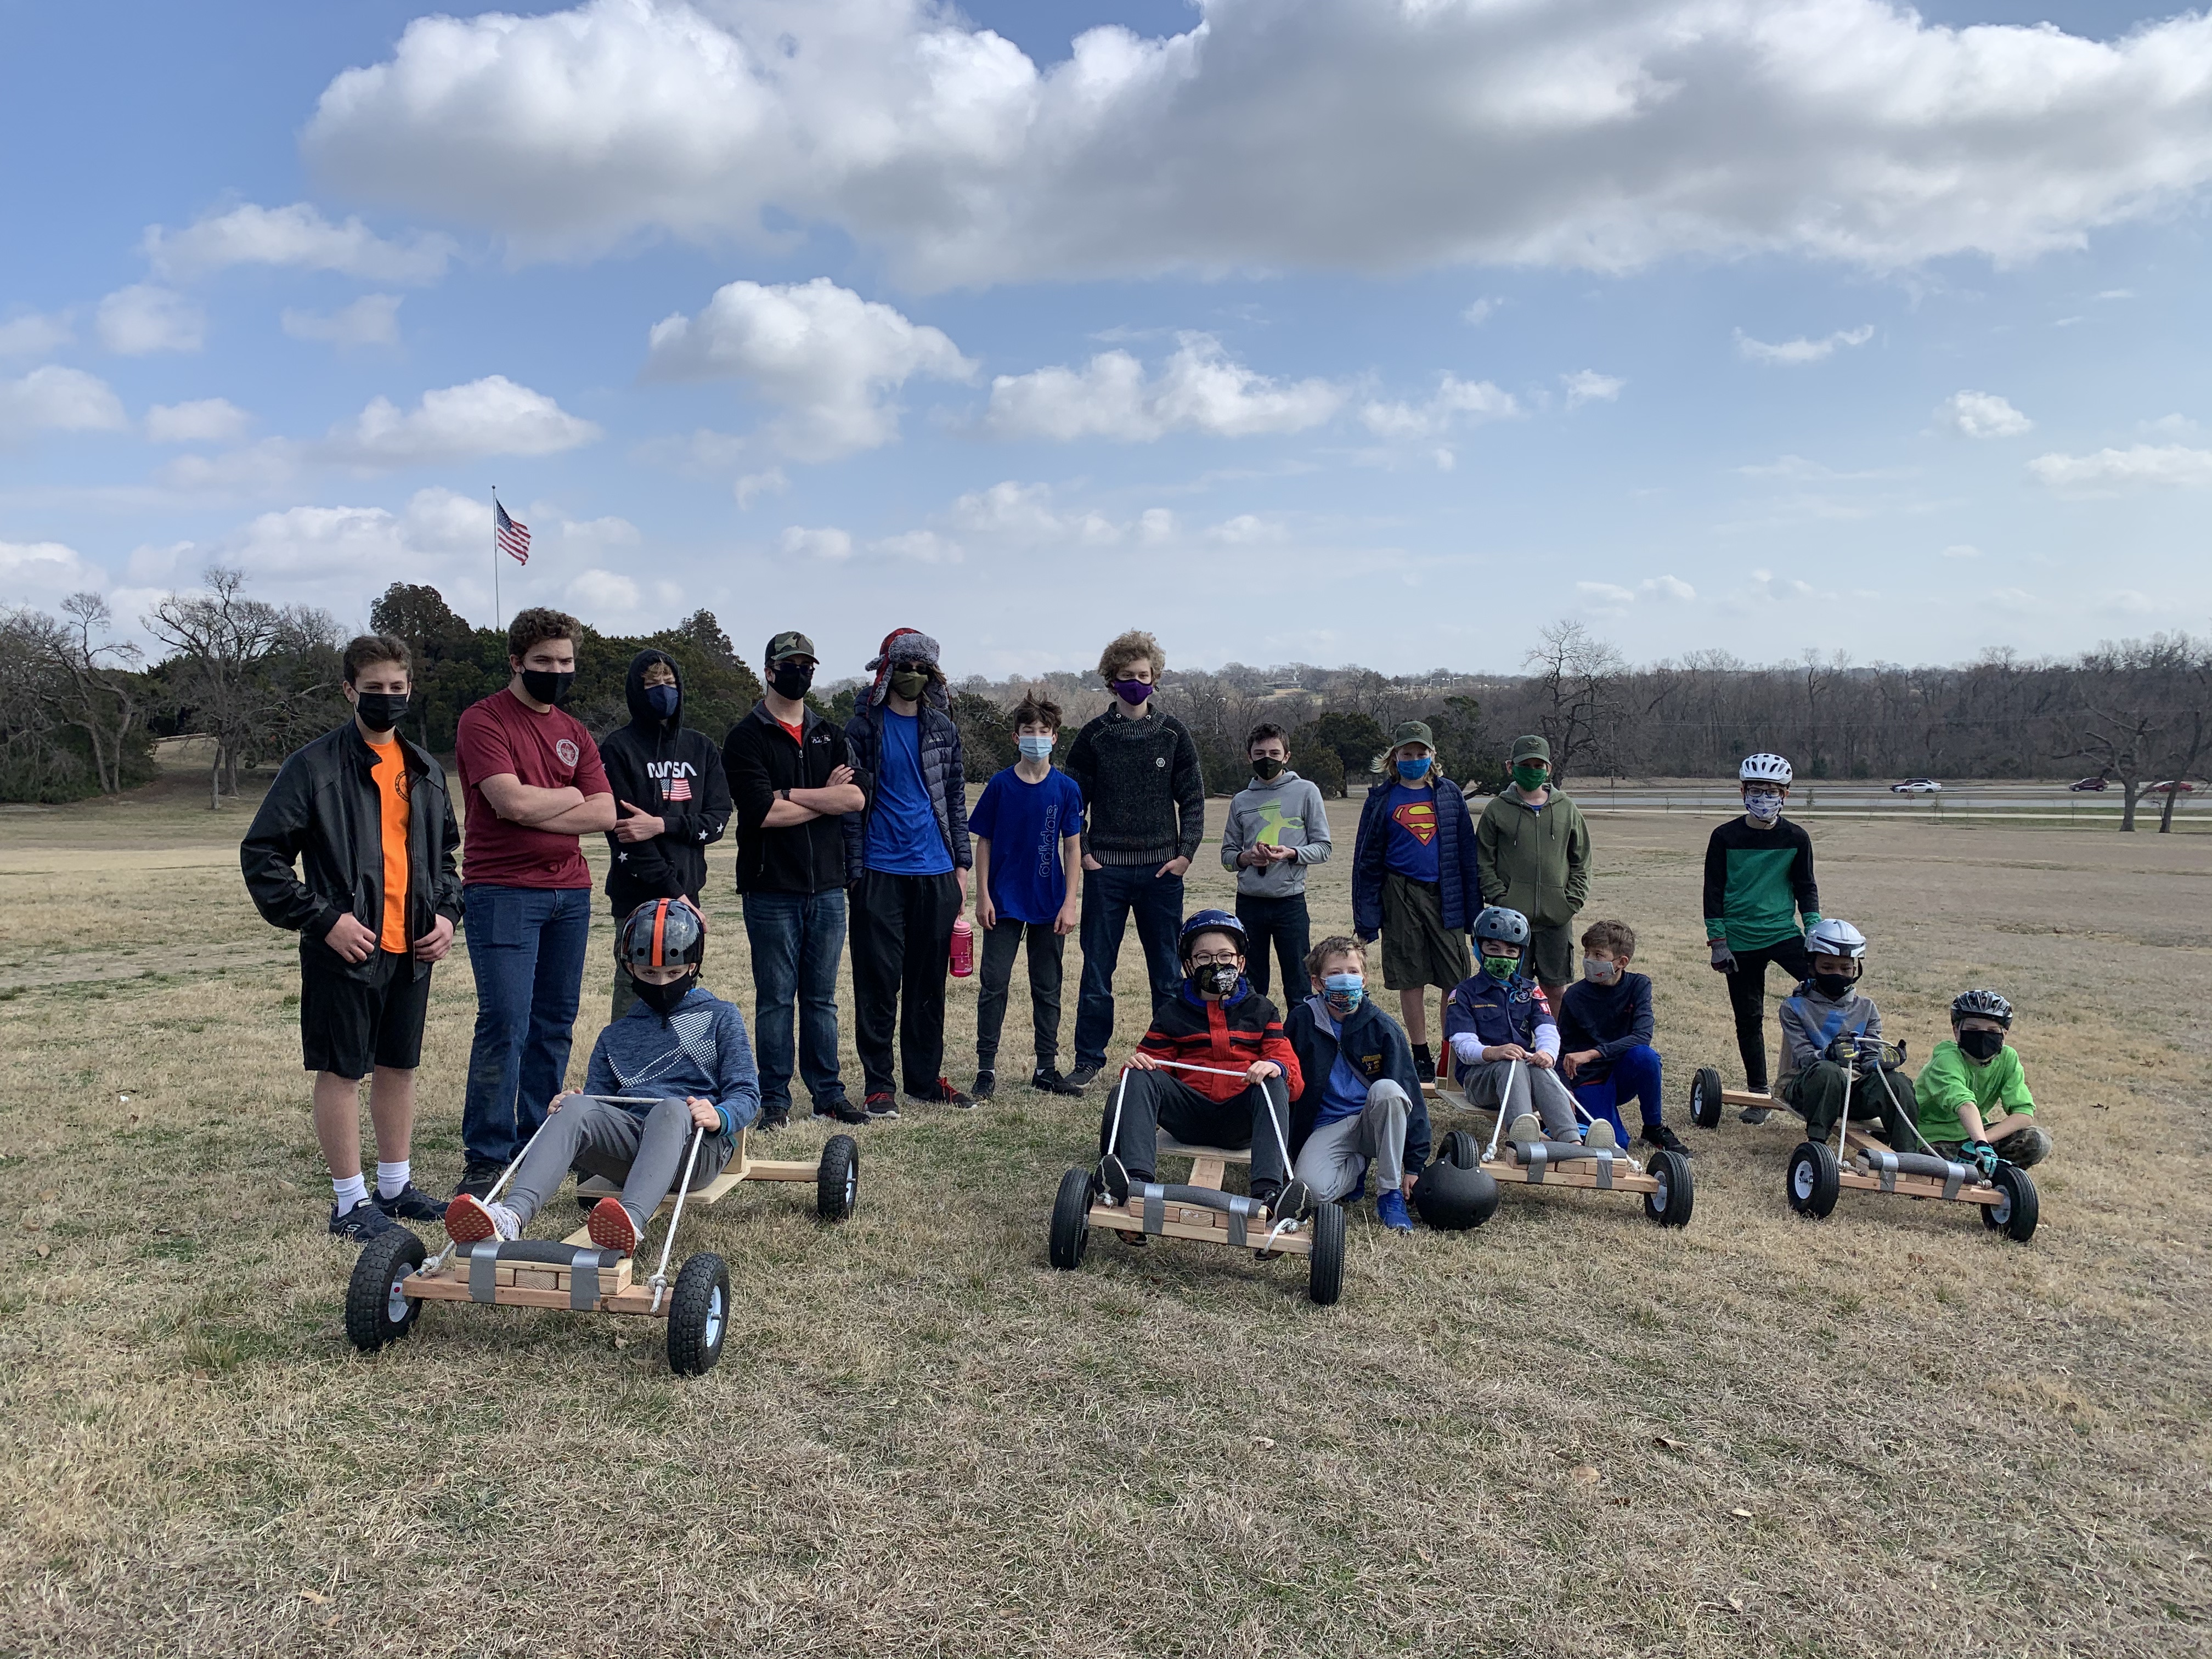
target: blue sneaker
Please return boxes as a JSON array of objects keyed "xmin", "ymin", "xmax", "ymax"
[{"xmin": 1376, "ymin": 1189, "xmax": 1414, "ymax": 1233}]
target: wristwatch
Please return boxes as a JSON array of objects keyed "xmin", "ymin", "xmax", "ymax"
[{"xmin": 776, "ymin": 787, "xmax": 791, "ymax": 802}]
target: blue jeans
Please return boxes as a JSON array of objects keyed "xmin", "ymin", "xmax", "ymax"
[
  {"xmin": 743, "ymin": 889, "xmax": 850, "ymax": 1114},
  {"xmin": 1571, "ymin": 1042, "xmax": 1664, "ymax": 1143},
  {"xmin": 1073, "ymin": 863, "xmax": 1184, "ymax": 1071},
  {"xmin": 460, "ymin": 884, "xmax": 592, "ymax": 1169}
]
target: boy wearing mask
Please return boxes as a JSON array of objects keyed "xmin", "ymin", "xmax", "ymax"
[
  {"xmin": 1703, "ymin": 752, "xmax": 1820, "ymax": 1122},
  {"xmin": 842, "ymin": 628, "xmax": 972, "ymax": 1116},
  {"xmin": 1284, "ymin": 937, "xmax": 1427, "ymax": 1233},
  {"xmin": 1442, "ymin": 906, "xmax": 1581, "ymax": 1142},
  {"xmin": 1914, "ymin": 990, "xmax": 2051, "ymax": 1173},
  {"xmin": 1220, "ymin": 723, "xmax": 1332, "ymax": 1001},
  {"xmin": 1352, "ymin": 720, "xmax": 1480, "ymax": 1082},
  {"xmin": 968, "ymin": 692, "xmax": 1086, "ymax": 1099},
  {"xmin": 1775, "ymin": 918, "xmax": 1915, "ymax": 1145},
  {"xmin": 598, "ymin": 649, "xmax": 731, "ymax": 1019},
  {"xmin": 1557, "ymin": 919, "xmax": 1686, "ymax": 1156},
  {"xmin": 1474, "ymin": 735, "xmax": 1591, "ymax": 1025}
]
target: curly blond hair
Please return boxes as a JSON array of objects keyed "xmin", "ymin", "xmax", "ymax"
[{"xmin": 1097, "ymin": 629, "xmax": 1166, "ymax": 686}]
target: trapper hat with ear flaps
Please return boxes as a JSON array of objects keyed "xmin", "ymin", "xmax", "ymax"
[{"xmin": 863, "ymin": 627, "xmax": 947, "ymax": 708}]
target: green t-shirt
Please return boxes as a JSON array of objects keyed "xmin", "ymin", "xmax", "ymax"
[{"xmin": 1913, "ymin": 1039, "xmax": 2034, "ymax": 1142}]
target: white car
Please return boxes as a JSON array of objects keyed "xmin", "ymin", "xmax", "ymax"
[{"xmin": 1891, "ymin": 778, "xmax": 1942, "ymax": 794}]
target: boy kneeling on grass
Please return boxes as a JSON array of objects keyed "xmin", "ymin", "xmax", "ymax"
[
  {"xmin": 1557, "ymin": 920, "xmax": 1689, "ymax": 1157},
  {"xmin": 1096, "ymin": 911, "xmax": 1305, "ymax": 1229},
  {"xmin": 1775, "ymin": 918, "xmax": 1914, "ymax": 1147},
  {"xmin": 446, "ymin": 898, "xmax": 759, "ymax": 1255},
  {"xmin": 1442, "ymin": 906, "xmax": 1582, "ymax": 1143},
  {"xmin": 1284, "ymin": 936, "xmax": 1428, "ymax": 1234},
  {"xmin": 1913, "ymin": 989, "xmax": 2051, "ymax": 1176}
]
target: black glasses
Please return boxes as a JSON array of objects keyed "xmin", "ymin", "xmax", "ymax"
[{"xmin": 1189, "ymin": 952, "xmax": 1242, "ymax": 968}]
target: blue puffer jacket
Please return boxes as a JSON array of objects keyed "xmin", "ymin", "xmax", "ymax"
[
  {"xmin": 841, "ymin": 701, "xmax": 971, "ymax": 882},
  {"xmin": 1351, "ymin": 775, "xmax": 1481, "ymax": 940}
]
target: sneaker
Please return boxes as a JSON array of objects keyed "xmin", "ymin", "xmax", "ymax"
[
  {"xmin": 1739, "ymin": 1106, "xmax": 1774, "ymax": 1126},
  {"xmin": 1269, "ymin": 1178, "xmax": 1315, "ymax": 1222},
  {"xmin": 1376, "ymin": 1189, "xmax": 1414, "ymax": 1233},
  {"xmin": 755, "ymin": 1106, "xmax": 791, "ymax": 1133},
  {"xmin": 1412, "ymin": 1044, "xmax": 1437, "ymax": 1084},
  {"xmin": 1097, "ymin": 1155, "xmax": 1133, "ymax": 1207},
  {"xmin": 1066, "ymin": 1061, "xmax": 1104, "ymax": 1091},
  {"xmin": 371, "ymin": 1182, "xmax": 448, "ymax": 1223},
  {"xmin": 1030, "ymin": 1066, "xmax": 1084, "ymax": 1097},
  {"xmin": 970, "ymin": 1069, "xmax": 997, "ymax": 1101},
  {"xmin": 329, "ymin": 1199, "xmax": 398, "ymax": 1243},
  {"xmin": 444, "ymin": 1193, "xmax": 519, "ymax": 1245},
  {"xmin": 453, "ymin": 1159, "xmax": 504, "ymax": 1200},
  {"xmin": 1584, "ymin": 1120, "xmax": 1618, "ymax": 1152},
  {"xmin": 814, "ymin": 1098, "xmax": 870, "ymax": 1126},
  {"xmin": 586, "ymin": 1197, "xmax": 639, "ymax": 1256},
  {"xmin": 905, "ymin": 1078, "xmax": 974, "ymax": 1109},
  {"xmin": 864, "ymin": 1091, "xmax": 901, "ymax": 1122},
  {"xmin": 1641, "ymin": 1123, "xmax": 1691, "ymax": 1156}
]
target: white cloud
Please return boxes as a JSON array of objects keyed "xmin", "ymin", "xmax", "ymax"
[
  {"xmin": 1462, "ymin": 298, "xmax": 1500, "ymax": 326},
  {"xmin": 1938, "ymin": 390, "xmax": 2032, "ymax": 438},
  {"xmin": 645, "ymin": 278, "xmax": 972, "ymax": 461},
  {"xmin": 145, "ymin": 202, "xmax": 454, "ymax": 283},
  {"xmin": 734, "ymin": 467, "xmax": 787, "ymax": 507},
  {"xmin": 2029, "ymin": 444, "xmax": 2212, "ymax": 492},
  {"xmin": 1358, "ymin": 374, "xmax": 1519, "ymax": 441},
  {"xmin": 0, "ymin": 538, "xmax": 109, "ymax": 604},
  {"xmin": 155, "ymin": 439, "xmax": 301, "ymax": 494},
  {"xmin": 989, "ymin": 336, "xmax": 1341, "ymax": 442},
  {"xmin": 0, "ymin": 365, "xmax": 128, "ymax": 439},
  {"xmin": 183, "ymin": 489, "xmax": 490, "ymax": 613},
  {"xmin": 1942, "ymin": 543, "xmax": 1981, "ymax": 558},
  {"xmin": 1577, "ymin": 573, "xmax": 1695, "ymax": 616},
  {"xmin": 872, "ymin": 529, "xmax": 963, "ymax": 563},
  {"xmin": 1564, "ymin": 370, "xmax": 1624, "ymax": 407},
  {"xmin": 1734, "ymin": 325, "xmax": 1874, "ymax": 366},
  {"xmin": 145, "ymin": 398, "xmax": 252, "ymax": 444},
  {"xmin": 1207, "ymin": 514, "xmax": 1285, "ymax": 546},
  {"xmin": 947, "ymin": 480, "xmax": 1122, "ymax": 545},
  {"xmin": 97, "ymin": 285, "xmax": 205, "ymax": 354},
  {"xmin": 320, "ymin": 375, "xmax": 601, "ymax": 469},
  {"xmin": 567, "ymin": 568, "xmax": 641, "ymax": 614},
  {"xmin": 0, "ymin": 312, "xmax": 72, "ymax": 358},
  {"xmin": 282, "ymin": 295, "xmax": 403, "ymax": 347},
  {"xmin": 780, "ymin": 526, "xmax": 854, "ymax": 562},
  {"xmin": 307, "ymin": 0, "xmax": 2212, "ymax": 286}
]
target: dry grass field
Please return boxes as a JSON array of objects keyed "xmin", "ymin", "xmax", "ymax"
[{"xmin": 2, "ymin": 770, "xmax": 2209, "ymax": 1658}]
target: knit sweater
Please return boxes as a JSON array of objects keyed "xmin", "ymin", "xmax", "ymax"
[
  {"xmin": 1064, "ymin": 705, "xmax": 1205, "ymax": 866},
  {"xmin": 1219, "ymin": 769, "xmax": 1331, "ymax": 898}
]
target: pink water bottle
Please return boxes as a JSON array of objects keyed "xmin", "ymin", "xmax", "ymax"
[{"xmin": 949, "ymin": 915, "xmax": 975, "ymax": 978}]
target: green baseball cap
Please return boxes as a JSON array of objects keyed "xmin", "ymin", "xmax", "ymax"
[
  {"xmin": 1511, "ymin": 734, "xmax": 1551, "ymax": 763},
  {"xmin": 1389, "ymin": 720, "xmax": 1435, "ymax": 751},
  {"xmin": 765, "ymin": 630, "xmax": 817, "ymax": 664}
]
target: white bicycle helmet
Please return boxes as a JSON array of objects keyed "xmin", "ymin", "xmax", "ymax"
[
  {"xmin": 1805, "ymin": 917, "xmax": 1866, "ymax": 959},
  {"xmin": 1740, "ymin": 752, "xmax": 1794, "ymax": 786}
]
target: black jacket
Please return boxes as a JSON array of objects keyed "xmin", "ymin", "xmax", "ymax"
[
  {"xmin": 842, "ymin": 699, "xmax": 970, "ymax": 882},
  {"xmin": 598, "ymin": 650, "xmax": 731, "ymax": 915},
  {"xmin": 239, "ymin": 719, "xmax": 462, "ymax": 981},
  {"xmin": 723, "ymin": 699, "xmax": 868, "ymax": 895},
  {"xmin": 1284, "ymin": 995, "xmax": 1431, "ymax": 1168}
]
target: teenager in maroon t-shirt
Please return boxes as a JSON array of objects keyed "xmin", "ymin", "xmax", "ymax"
[{"xmin": 452, "ymin": 607, "xmax": 615, "ymax": 1194}]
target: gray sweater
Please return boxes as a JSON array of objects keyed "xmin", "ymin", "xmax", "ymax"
[{"xmin": 1219, "ymin": 770, "xmax": 1332, "ymax": 898}]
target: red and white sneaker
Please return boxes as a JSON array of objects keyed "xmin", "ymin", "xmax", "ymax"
[
  {"xmin": 587, "ymin": 1197, "xmax": 639, "ymax": 1256},
  {"xmin": 445, "ymin": 1192, "xmax": 518, "ymax": 1245}
]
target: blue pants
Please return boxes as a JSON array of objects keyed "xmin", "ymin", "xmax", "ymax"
[
  {"xmin": 1570, "ymin": 1043, "xmax": 1663, "ymax": 1144},
  {"xmin": 1073, "ymin": 863, "xmax": 1184, "ymax": 1071},
  {"xmin": 742, "ymin": 889, "xmax": 851, "ymax": 1115},
  {"xmin": 460, "ymin": 884, "xmax": 592, "ymax": 1169}
]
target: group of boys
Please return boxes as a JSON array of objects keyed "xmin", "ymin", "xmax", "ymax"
[{"xmin": 243, "ymin": 611, "xmax": 2047, "ymax": 1257}]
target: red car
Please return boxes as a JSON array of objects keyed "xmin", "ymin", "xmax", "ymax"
[{"xmin": 2149, "ymin": 780, "xmax": 2197, "ymax": 794}]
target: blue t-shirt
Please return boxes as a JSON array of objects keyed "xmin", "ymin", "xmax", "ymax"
[
  {"xmin": 864, "ymin": 710, "xmax": 953, "ymax": 877},
  {"xmin": 1383, "ymin": 783, "xmax": 1441, "ymax": 882},
  {"xmin": 1316, "ymin": 1009, "xmax": 1372, "ymax": 1129},
  {"xmin": 968, "ymin": 766, "xmax": 1084, "ymax": 924}
]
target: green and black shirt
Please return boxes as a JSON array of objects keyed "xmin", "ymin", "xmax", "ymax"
[{"xmin": 1702, "ymin": 816, "xmax": 1819, "ymax": 950}]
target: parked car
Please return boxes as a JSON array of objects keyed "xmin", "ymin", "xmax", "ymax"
[
  {"xmin": 2067, "ymin": 777, "xmax": 2108, "ymax": 792},
  {"xmin": 1891, "ymin": 778, "xmax": 1942, "ymax": 794},
  {"xmin": 2149, "ymin": 780, "xmax": 2197, "ymax": 794}
]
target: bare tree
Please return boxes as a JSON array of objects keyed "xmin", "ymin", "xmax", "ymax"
[
  {"xmin": 26, "ymin": 594, "xmax": 146, "ymax": 794},
  {"xmin": 1522, "ymin": 619, "xmax": 1627, "ymax": 785}
]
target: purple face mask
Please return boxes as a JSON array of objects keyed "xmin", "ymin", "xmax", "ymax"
[{"xmin": 1111, "ymin": 678, "xmax": 1153, "ymax": 706}]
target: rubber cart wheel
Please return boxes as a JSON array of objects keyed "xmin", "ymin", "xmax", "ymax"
[
  {"xmin": 1307, "ymin": 1200, "xmax": 1347, "ymax": 1306},
  {"xmin": 1690, "ymin": 1066, "xmax": 1724, "ymax": 1130},
  {"xmin": 666, "ymin": 1252, "xmax": 730, "ymax": 1376},
  {"xmin": 817, "ymin": 1135, "xmax": 859, "ymax": 1222},
  {"xmin": 1439, "ymin": 1130, "xmax": 1481, "ymax": 1170},
  {"xmin": 1786, "ymin": 1139, "xmax": 1840, "ymax": 1219},
  {"xmin": 1980, "ymin": 1163, "xmax": 2039, "ymax": 1243},
  {"xmin": 346, "ymin": 1227, "xmax": 426, "ymax": 1352},
  {"xmin": 1643, "ymin": 1148, "xmax": 1694, "ymax": 1228},
  {"xmin": 1048, "ymin": 1167, "xmax": 1093, "ymax": 1271}
]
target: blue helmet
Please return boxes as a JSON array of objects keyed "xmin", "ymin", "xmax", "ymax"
[{"xmin": 1178, "ymin": 908, "xmax": 1248, "ymax": 963}]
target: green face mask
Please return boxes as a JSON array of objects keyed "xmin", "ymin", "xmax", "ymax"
[
  {"xmin": 1482, "ymin": 954, "xmax": 1519, "ymax": 979},
  {"xmin": 889, "ymin": 668, "xmax": 929, "ymax": 702},
  {"xmin": 1512, "ymin": 763, "xmax": 1549, "ymax": 793}
]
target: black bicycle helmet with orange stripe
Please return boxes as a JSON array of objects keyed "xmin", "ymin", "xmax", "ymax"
[{"xmin": 617, "ymin": 898, "xmax": 707, "ymax": 969}]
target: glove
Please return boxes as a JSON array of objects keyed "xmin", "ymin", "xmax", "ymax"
[
  {"xmin": 1825, "ymin": 1036, "xmax": 1857, "ymax": 1065},
  {"xmin": 1708, "ymin": 940, "xmax": 1736, "ymax": 974},
  {"xmin": 1960, "ymin": 1140, "xmax": 1999, "ymax": 1180}
]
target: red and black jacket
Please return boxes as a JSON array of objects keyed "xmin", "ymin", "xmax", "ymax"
[{"xmin": 1136, "ymin": 978, "xmax": 1304, "ymax": 1103}]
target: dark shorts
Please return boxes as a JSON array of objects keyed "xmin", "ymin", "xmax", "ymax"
[
  {"xmin": 301, "ymin": 947, "xmax": 431, "ymax": 1079},
  {"xmin": 1380, "ymin": 873, "xmax": 1472, "ymax": 992},
  {"xmin": 1525, "ymin": 922, "xmax": 1575, "ymax": 986}
]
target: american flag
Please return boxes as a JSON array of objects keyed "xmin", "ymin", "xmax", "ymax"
[
  {"xmin": 495, "ymin": 499, "xmax": 531, "ymax": 565},
  {"xmin": 664, "ymin": 776, "xmax": 693, "ymax": 802}
]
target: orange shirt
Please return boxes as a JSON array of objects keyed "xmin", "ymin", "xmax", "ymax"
[{"xmin": 367, "ymin": 730, "xmax": 411, "ymax": 954}]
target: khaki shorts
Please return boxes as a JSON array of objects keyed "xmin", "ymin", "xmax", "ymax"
[{"xmin": 1380, "ymin": 872, "xmax": 1472, "ymax": 992}]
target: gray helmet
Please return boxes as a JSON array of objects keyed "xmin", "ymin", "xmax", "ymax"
[
  {"xmin": 1805, "ymin": 917, "xmax": 1866, "ymax": 960},
  {"xmin": 1472, "ymin": 906, "xmax": 1530, "ymax": 948},
  {"xmin": 617, "ymin": 898, "xmax": 707, "ymax": 969},
  {"xmin": 1413, "ymin": 1160, "xmax": 1499, "ymax": 1231},
  {"xmin": 1950, "ymin": 988, "xmax": 2013, "ymax": 1027}
]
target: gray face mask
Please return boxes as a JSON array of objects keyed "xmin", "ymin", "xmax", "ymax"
[{"xmin": 1582, "ymin": 956, "xmax": 1620, "ymax": 985}]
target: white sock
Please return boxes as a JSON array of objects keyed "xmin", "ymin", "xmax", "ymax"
[
  {"xmin": 332, "ymin": 1172, "xmax": 370, "ymax": 1214},
  {"xmin": 375, "ymin": 1160, "xmax": 410, "ymax": 1200},
  {"xmin": 486, "ymin": 1200, "xmax": 521, "ymax": 1240}
]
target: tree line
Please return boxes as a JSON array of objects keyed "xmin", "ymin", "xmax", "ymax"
[{"xmin": 2, "ymin": 582, "xmax": 2204, "ymax": 830}]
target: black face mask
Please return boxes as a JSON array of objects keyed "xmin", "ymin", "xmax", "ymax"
[
  {"xmin": 354, "ymin": 691, "xmax": 407, "ymax": 733},
  {"xmin": 635, "ymin": 972, "xmax": 696, "ymax": 1017},
  {"xmin": 770, "ymin": 662, "xmax": 815, "ymax": 701},
  {"xmin": 520, "ymin": 668, "xmax": 575, "ymax": 706},
  {"xmin": 1957, "ymin": 1028, "xmax": 2006, "ymax": 1062},
  {"xmin": 1813, "ymin": 971, "xmax": 1859, "ymax": 1001},
  {"xmin": 1193, "ymin": 962, "xmax": 1239, "ymax": 996},
  {"xmin": 1251, "ymin": 757, "xmax": 1284, "ymax": 781}
]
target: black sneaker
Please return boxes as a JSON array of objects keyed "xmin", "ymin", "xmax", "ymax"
[
  {"xmin": 453, "ymin": 1160, "xmax": 504, "ymax": 1200},
  {"xmin": 1641, "ymin": 1123, "xmax": 1691, "ymax": 1156},
  {"xmin": 1066, "ymin": 1061, "xmax": 1104, "ymax": 1091},
  {"xmin": 904, "ymin": 1077, "xmax": 974, "ymax": 1109},
  {"xmin": 1412, "ymin": 1045, "xmax": 1437, "ymax": 1084},
  {"xmin": 970, "ymin": 1069, "xmax": 997, "ymax": 1101},
  {"xmin": 1097, "ymin": 1154, "xmax": 1133, "ymax": 1206},
  {"xmin": 329, "ymin": 1199, "xmax": 398, "ymax": 1243},
  {"xmin": 864, "ymin": 1091, "xmax": 901, "ymax": 1122},
  {"xmin": 755, "ymin": 1106, "xmax": 791, "ymax": 1132},
  {"xmin": 372, "ymin": 1182, "xmax": 449, "ymax": 1222},
  {"xmin": 1031, "ymin": 1066, "xmax": 1084, "ymax": 1097},
  {"xmin": 814, "ymin": 1099, "xmax": 870, "ymax": 1126}
]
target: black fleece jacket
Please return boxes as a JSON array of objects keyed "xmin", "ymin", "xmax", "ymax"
[{"xmin": 597, "ymin": 650, "xmax": 731, "ymax": 915}]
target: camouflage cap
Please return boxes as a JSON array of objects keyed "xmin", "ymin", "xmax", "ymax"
[{"xmin": 765, "ymin": 630, "xmax": 817, "ymax": 664}]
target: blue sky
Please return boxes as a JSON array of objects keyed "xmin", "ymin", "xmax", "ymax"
[{"xmin": 2, "ymin": 0, "xmax": 2207, "ymax": 681}]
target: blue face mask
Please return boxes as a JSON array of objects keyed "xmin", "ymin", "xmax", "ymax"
[
  {"xmin": 645, "ymin": 683, "xmax": 679, "ymax": 718},
  {"xmin": 1396, "ymin": 755, "xmax": 1432, "ymax": 782},
  {"xmin": 1017, "ymin": 733, "xmax": 1054, "ymax": 760},
  {"xmin": 1322, "ymin": 972, "xmax": 1364, "ymax": 1015}
]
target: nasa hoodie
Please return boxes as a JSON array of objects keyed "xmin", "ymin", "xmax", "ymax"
[{"xmin": 597, "ymin": 649, "xmax": 732, "ymax": 915}]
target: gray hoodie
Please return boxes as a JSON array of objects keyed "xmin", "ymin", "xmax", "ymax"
[{"xmin": 1219, "ymin": 770, "xmax": 1332, "ymax": 898}]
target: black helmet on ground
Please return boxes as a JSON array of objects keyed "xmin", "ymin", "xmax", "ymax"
[{"xmin": 1413, "ymin": 1160, "xmax": 1499, "ymax": 1230}]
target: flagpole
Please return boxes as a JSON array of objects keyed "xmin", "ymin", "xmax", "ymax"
[{"xmin": 492, "ymin": 486, "xmax": 502, "ymax": 632}]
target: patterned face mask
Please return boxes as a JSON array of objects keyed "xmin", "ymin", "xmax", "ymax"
[
  {"xmin": 1322, "ymin": 973, "xmax": 1363, "ymax": 1015},
  {"xmin": 1482, "ymin": 955, "xmax": 1519, "ymax": 980},
  {"xmin": 1745, "ymin": 789, "xmax": 1784, "ymax": 823}
]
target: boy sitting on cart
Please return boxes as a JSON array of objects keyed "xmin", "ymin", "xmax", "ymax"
[
  {"xmin": 1775, "ymin": 918, "xmax": 1914, "ymax": 1146},
  {"xmin": 447, "ymin": 898, "xmax": 760, "ymax": 1255},
  {"xmin": 1284, "ymin": 935, "xmax": 1429, "ymax": 1233},
  {"xmin": 1096, "ymin": 910, "xmax": 1304, "ymax": 1222},
  {"xmin": 1441, "ymin": 907, "xmax": 1582, "ymax": 1142},
  {"xmin": 1912, "ymin": 989, "xmax": 2050, "ymax": 1175}
]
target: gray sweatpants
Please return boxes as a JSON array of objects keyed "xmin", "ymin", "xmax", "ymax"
[
  {"xmin": 506, "ymin": 1097, "xmax": 732, "ymax": 1228},
  {"xmin": 1293, "ymin": 1080, "xmax": 1412, "ymax": 1201},
  {"xmin": 1454, "ymin": 1057, "xmax": 1579, "ymax": 1139}
]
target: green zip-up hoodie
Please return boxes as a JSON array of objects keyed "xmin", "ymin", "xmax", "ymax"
[{"xmin": 1474, "ymin": 787, "xmax": 1590, "ymax": 928}]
